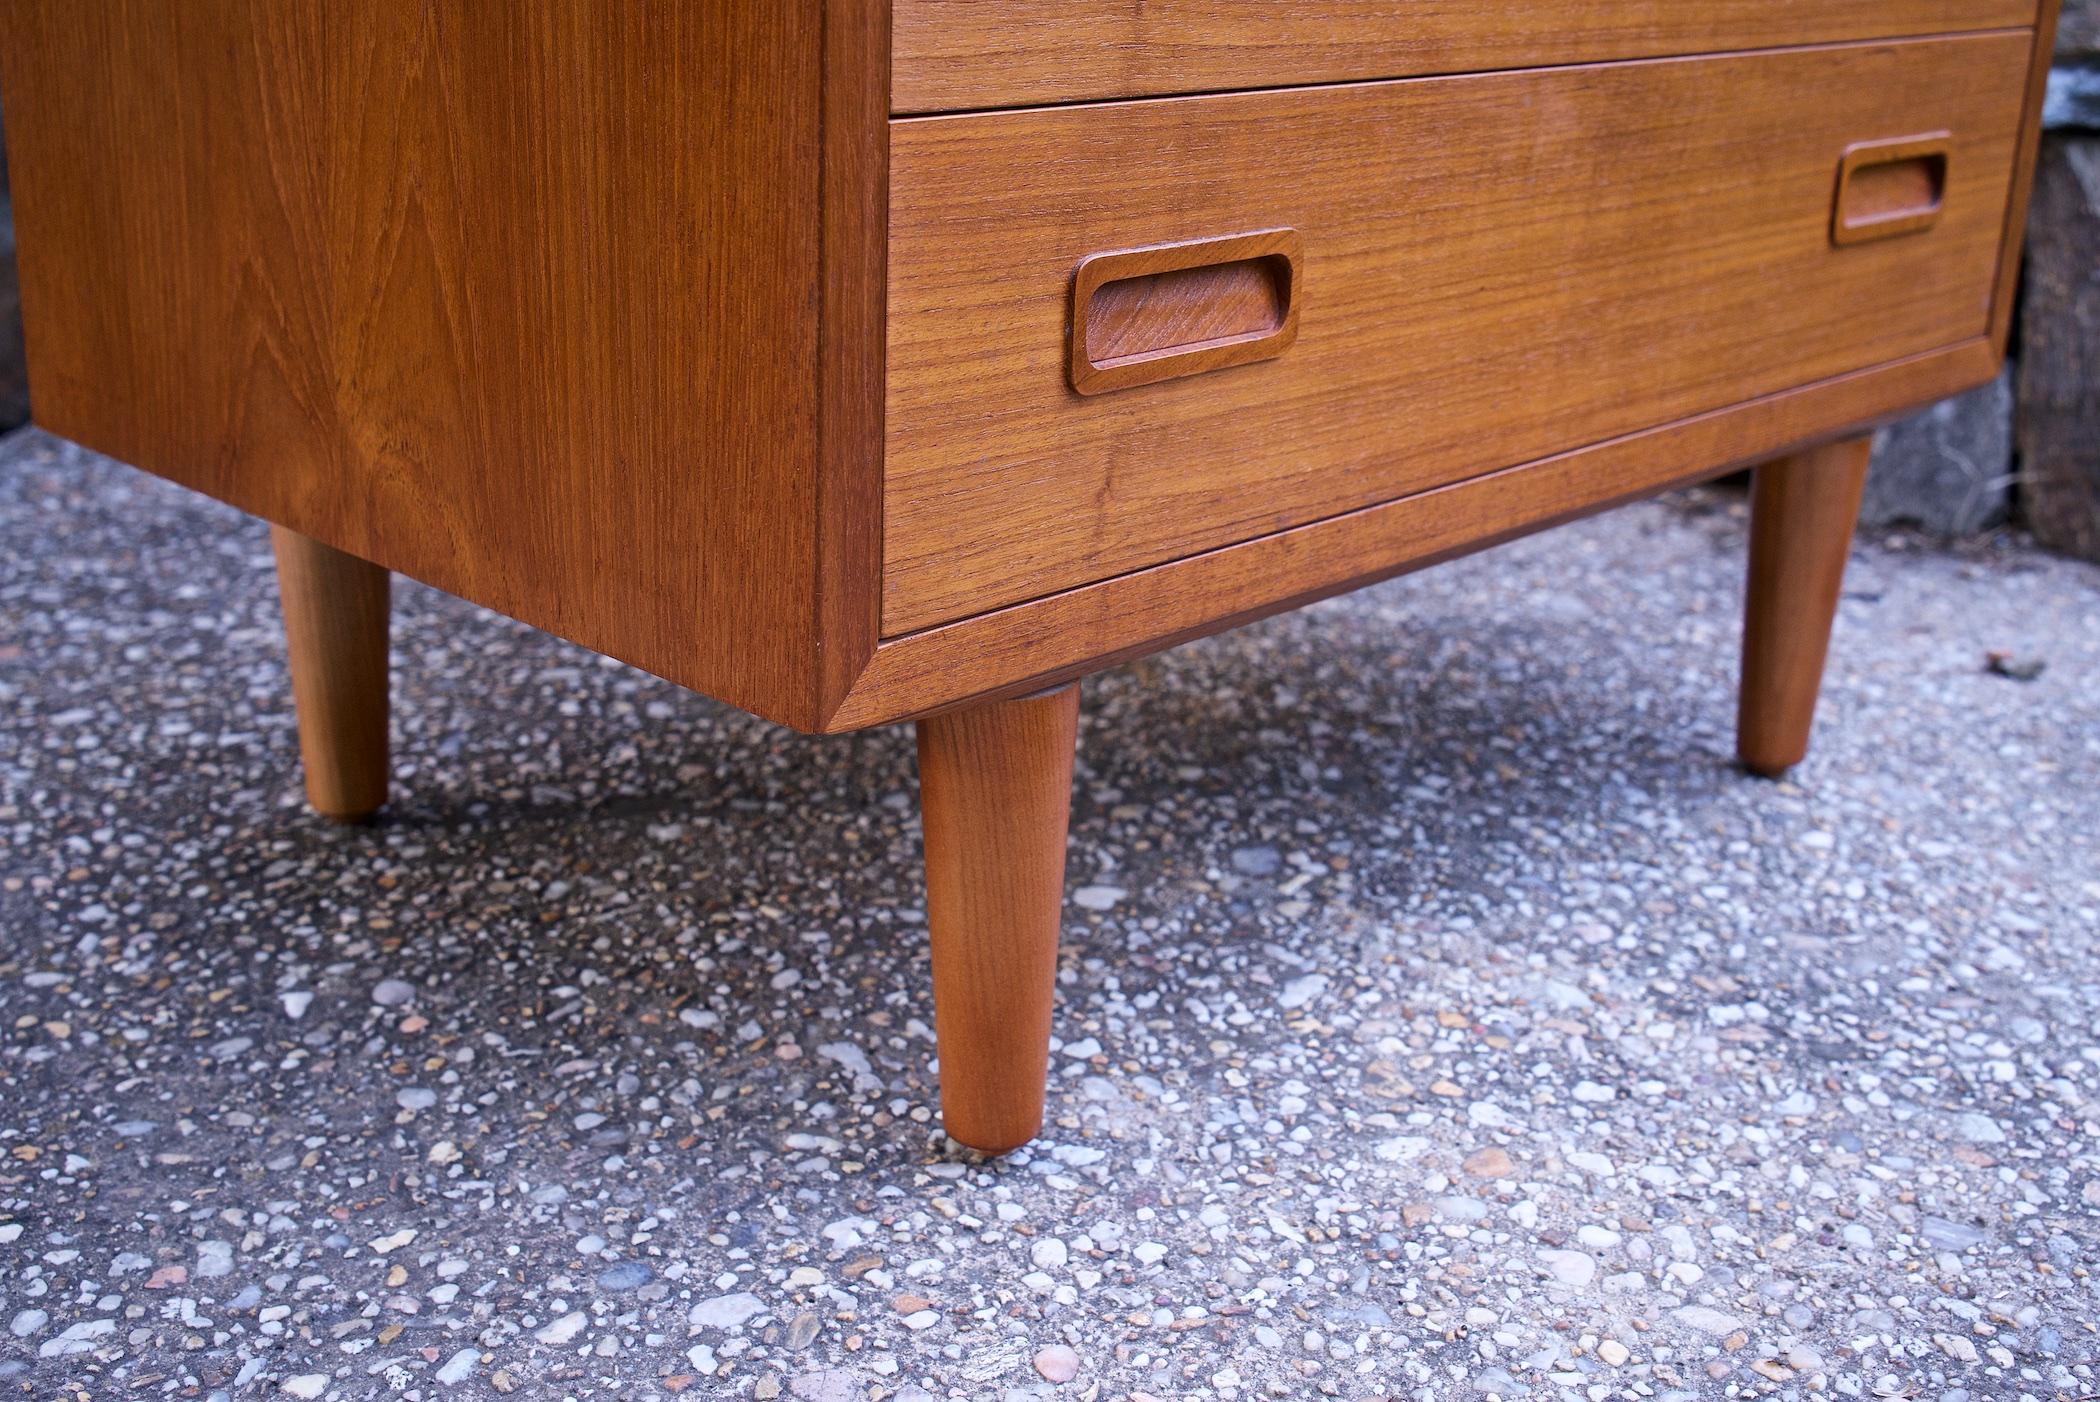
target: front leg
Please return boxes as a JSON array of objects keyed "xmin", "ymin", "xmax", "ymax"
[
  {"xmin": 916, "ymin": 685, "xmax": 1080, "ymax": 1154},
  {"xmin": 272, "ymin": 525, "xmax": 392, "ymax": 822},
  {"xmin": 1737, "ymin": 436, "xmax": 1872, "ymax": 778}
]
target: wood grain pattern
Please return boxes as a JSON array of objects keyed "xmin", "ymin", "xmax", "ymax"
[
  {"xmin": 826, "ymin": 339, "xmax": 2000, "ymax": 730},
  {"xmin": 0, "ymin": 0, "xmax": 890, "ymax": 733},
  {"xmin": 1737, "ymin": 438, "xmax": 1874, "ymax": 777},
  {"xmin": 892, "ymin": 0, "xmax": 2040, "ymax": 112},
  {"xmin": 818, "ymin": 0, "xmax": 893, "ymax": 722},
  {"xmin": 917, "ymin": 685, "xmax": 1080, "ymax": 1154},
  {"xmin": 884, "ymin": 36, "xmax": 2032, "ymax": 635},
  {"xmin": 272, "ymin": 526, "xmax": 391, "ymax": 821}
]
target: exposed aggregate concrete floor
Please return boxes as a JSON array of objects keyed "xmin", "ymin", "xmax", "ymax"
[{"xmin": 1, "ymin": 428, "xmax": 2097, "ymax": 1401}]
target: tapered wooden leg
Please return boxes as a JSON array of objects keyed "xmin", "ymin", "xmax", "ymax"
[
  {"xmin": 271, "ymin": 525, "xmax": 391, "ymax": 822},
  {"xmin": 1738, "ymin": 436, "xmax": 1873, "ymax": 778},
  {"xmin": 917, "ymin": 685, "xmax": 1080, "ymax": 1154}
]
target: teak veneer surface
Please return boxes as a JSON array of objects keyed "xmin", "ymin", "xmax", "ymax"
[
  {"xmin": 882, "ymin": 35, "xmax": 2032, "ymax": 634},
  {"xmin": 891, "ymin": 0, "xmax": 2040, "ymax": 112},
  {"xmin": 0, "ymin": 0, "xmax": 886, "ymax": 732}
]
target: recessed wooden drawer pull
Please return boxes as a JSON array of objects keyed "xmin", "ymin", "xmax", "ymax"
[
  {"xmin": 1069, "ymin": 229, "xmax": 1302, "ymax": 395},
  {"xmin": 1832, "ymin": 134, "xmax": 1951, "ymax": 246}
]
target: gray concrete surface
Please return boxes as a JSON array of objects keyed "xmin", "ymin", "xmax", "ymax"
[{"xmin": 1, "ymin": 427, "xmax": 2097, "ymax": 1401}]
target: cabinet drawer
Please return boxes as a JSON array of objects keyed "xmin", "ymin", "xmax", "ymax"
[
  {"xmin": 893, "ymin": 0, "xmax": 2039, "ymax": 112},
  {"xmin": 883, "ymin": 35, "xmax": 2032, "ymax": 635}
]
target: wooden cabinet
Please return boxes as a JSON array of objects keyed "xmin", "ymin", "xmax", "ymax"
[{"xmin": 0, "ymin": 0, "xmax": 2060, "ymax": 1152}]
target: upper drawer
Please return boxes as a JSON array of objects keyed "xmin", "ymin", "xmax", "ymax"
[
  {"xmin": 883, "ymin": 35, "xmax": 2033, "ymax": 635},
  {"xmin": 893, "ymin": 0, "xmax": 2040, "ymax": 112}
]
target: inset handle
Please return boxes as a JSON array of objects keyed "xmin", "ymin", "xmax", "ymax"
[
  {"xmin": 1069, "ymin": 230, "xmax": 1302, "ymax": 396},
  {"xmin": 1832, "ymin": 134, "xmax": 1951, "ymax": 246}
]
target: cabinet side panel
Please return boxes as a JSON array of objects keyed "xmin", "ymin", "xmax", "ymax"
[{"xmin": 0, "ymin": 1, "xmax": 829, "ymax": 726}]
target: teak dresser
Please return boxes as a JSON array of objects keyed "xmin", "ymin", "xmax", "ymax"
[{"xmin": 0, "ymin": 2, "xmax": 2061, "ymax": 1152}]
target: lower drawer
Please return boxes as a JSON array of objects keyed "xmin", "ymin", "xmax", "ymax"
[{"xmin": 882, "ymin": 34, "xmax": 2032, "ymax": 635}]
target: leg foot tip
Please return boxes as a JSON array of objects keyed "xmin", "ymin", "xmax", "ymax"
[
  {"xmin": 314, "ymin": 802, "xmax": 385, "ymax": 825},
  {"xmin": 944, "ymin": 1137, "xmax": 1034, "ymax": 1158},
  {"xmin": 941, "ymin": 1118, "xmax": 1043, "ymax": 1158}
]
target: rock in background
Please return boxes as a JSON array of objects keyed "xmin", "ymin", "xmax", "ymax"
[
  {"xmin": 2051, "ymin": 60, "xmax": 2100, "ymax": 129},
  {"xmin": 2015, "ymin": 3, "xmax": 2100, "ymax": 564},
  {"xmin": 1864, "ymin": 371, "xmax": 2015, "ymax": 533},
  {"xmin": 2017, "ymin": 136, "xmax": 2100, "ymax": 562},
  {"xmin": 2067, "ymin": 0, "xmax": 2100, "ymax": 47},
  {"xmin": 2052, "ymin": 0, "xmax": 2100, "ymax": 128}
]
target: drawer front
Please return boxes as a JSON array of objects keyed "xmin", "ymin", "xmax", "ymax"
[
  {"xmin": 883, "ymin": 36, "xmax": 2032, "ymax": 635},
  {"xmin": 893, "ymin": 0, "xmax": 2039, "ymax": 112}
]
